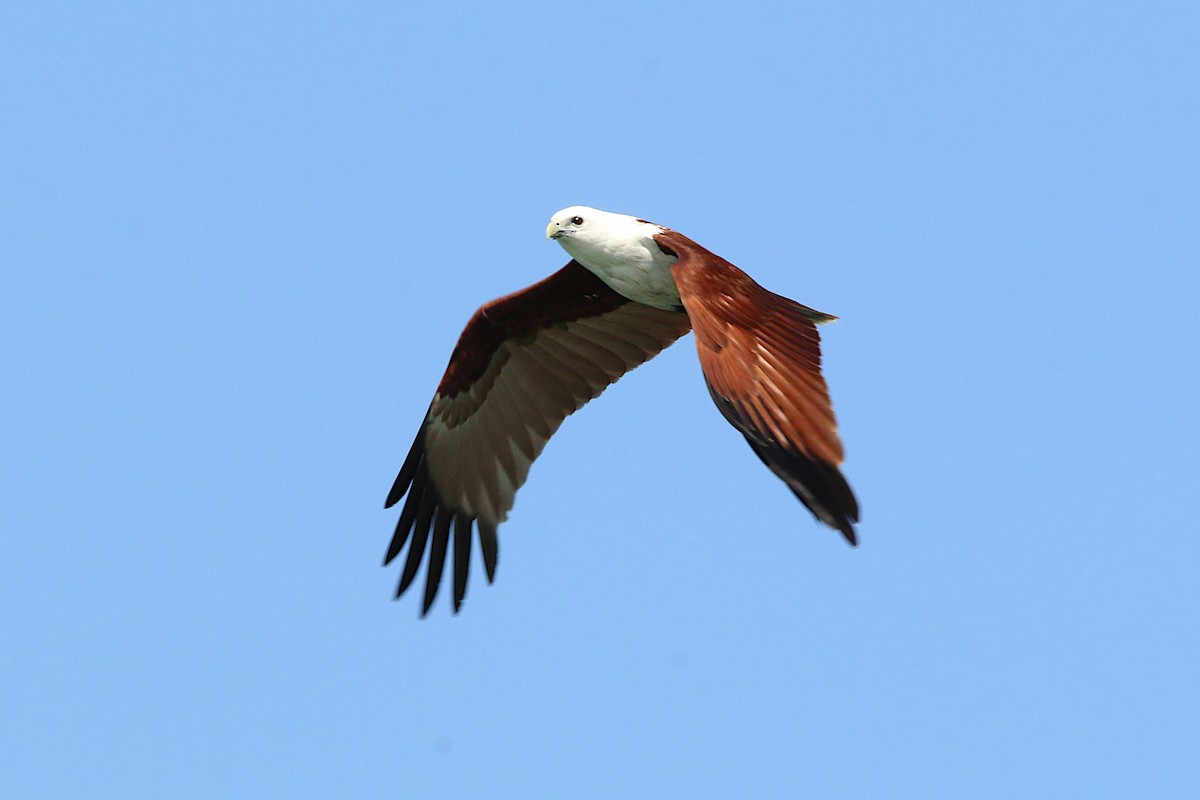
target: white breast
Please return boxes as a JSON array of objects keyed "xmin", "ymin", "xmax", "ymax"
[{"xmin": 557, "ymin": 216, "xmax": 682, "ymax": 310}]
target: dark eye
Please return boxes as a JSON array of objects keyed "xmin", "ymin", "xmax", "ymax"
[{"xmin": 570, "ymin": 216, "xmax": 584, "ymax": 225}]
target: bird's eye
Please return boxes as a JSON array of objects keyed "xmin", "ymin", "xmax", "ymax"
[{"xmin": 570, "ymin": 216, "xmax": 584, "ymax": 225}]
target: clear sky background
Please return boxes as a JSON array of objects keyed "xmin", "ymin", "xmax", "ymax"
[{"xmin": 3, "ymin": 2, "xmax": 1198, "ymax": 797}]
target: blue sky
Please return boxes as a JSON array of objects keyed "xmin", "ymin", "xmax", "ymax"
[{"xmin": 3, "ymin": 1, "xmax": 1198, "ymax": 797}]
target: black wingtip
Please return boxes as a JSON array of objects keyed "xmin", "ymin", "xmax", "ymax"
[
  {"xmin": 452, "ymin": 513, "xmax": 472, "ymax": 613},
  {"xmin": 819, "ymin": 492, "xmax": 859, "ymax": 547},
  {"xmin": 386, "ymin": 421, "xmax": 507, "ymax": 614},
  {"xmin": 477, "ymin": 520, "xmax": 499, "ymax": 584},
  {"xmin": 386, "ymin": 424, "xmax": 428, "ymax": 509},
  {"xmin": 737, "ymin": 434, "xmax": 860, "ymax": 547},
  {"xmin": 421, "ymin": 506, "xmax": 453, "ymax": 615},
  {"xmin": 396, "ymin": 484, "xmax": 436, "ymax": 597}
]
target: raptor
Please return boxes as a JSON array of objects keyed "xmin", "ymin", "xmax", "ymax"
[{"xmin": 385, "ymin": 206, "xmax": 859, "ymax": 614}]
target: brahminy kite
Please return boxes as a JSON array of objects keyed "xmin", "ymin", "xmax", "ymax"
[{"xmin": 386, "ymin": 206, "xmax": 859, "ymax": 614}]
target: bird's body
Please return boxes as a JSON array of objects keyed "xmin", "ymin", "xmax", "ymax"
[
  {"xmin": 386, "ymin": 206, "xmax": 859, "ymax": 615},
  {"xmin": 548, "ymin": 206, "xmax": 682, "ymax": 310}
]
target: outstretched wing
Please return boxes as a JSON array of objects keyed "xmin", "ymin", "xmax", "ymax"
[
  {"xmin": 656, "ymin": 231, "xmax": 859, "ymax": 544},
  {"xmin": 386, "ymin": 261, "xmax": 692, "ymax": 615}
]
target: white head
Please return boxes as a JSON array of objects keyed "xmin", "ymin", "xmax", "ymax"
[{"xmin": 545, "ymin": 206, "xmax": 665, "ymax": 270}]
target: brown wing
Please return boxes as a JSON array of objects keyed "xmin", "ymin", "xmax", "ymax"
[
  {"xmin": 386, "ymin": 260, "xmax": 692, "ymax": 615},
  {"xmin": 657, "ymin": 230, "xmax": 859, "ymax": 544}
]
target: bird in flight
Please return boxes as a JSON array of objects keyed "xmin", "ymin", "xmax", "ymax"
[{"xmin": 385, "ymin": 206, "xmax": 859, "ymax": 615}]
